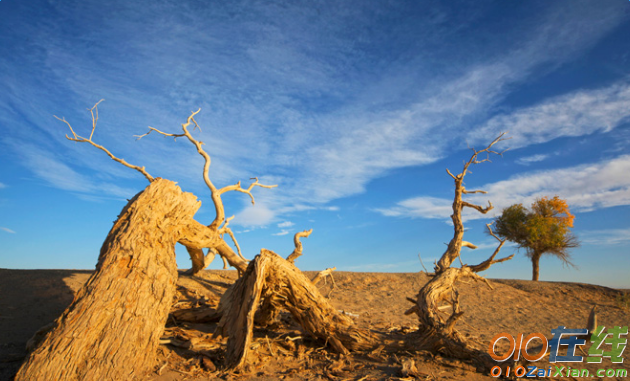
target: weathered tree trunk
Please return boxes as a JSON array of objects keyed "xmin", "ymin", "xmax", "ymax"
[
  {"xmin": 16, "ymin": 179, "xmax": 220, "ymax": 381},
  {"xmin": 216, "ymin": 249, "xmax": 375, "ymax": 370},
  {"xmin": 407, "ymin": 267, "xmax": 495, "ymax": 370},
  {"xmin": 406, "ymin": 134, "xmax": 512, "ymax": 373}
]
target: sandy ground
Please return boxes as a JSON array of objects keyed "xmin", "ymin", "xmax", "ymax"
[{"xmin": 1, "ymin": 268, "xmax": 628, "ymax": 380}]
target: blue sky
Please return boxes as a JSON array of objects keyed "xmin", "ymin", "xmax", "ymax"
[{"xmin": 1, "ymin": 0, "xmax": 629, "ymax": 288}]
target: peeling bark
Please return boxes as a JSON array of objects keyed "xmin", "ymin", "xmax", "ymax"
[
  {"xmin": 216, "ymin": 249, "xmax": 375, "ymax": 370},
  {"xmin": 16, "ymin": 179, "xmax": 211, "ymax": 380}
]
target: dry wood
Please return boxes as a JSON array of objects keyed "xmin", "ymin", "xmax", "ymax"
[
  {"xmin": 407, "ymin": 134, "xmax": 513, "ymax": 372},
  {"xmin": 172, "ymin": 307, "xmax": 222, "ymax": 323},
  {"xmin": 61, "ymin": 102, "xmax": 275, "ymax": 275},
  {"xmin": 311, "ymin": 267, "xmax": 337, "ymax": 286},
  {"xmin": 216, "ymin": 249, "xmax": 375, "ymax": 370},
  {"xmin": 135, "ymin": 112, "xmax": 276, "ymax": 232},
  {"xmin": 16, "ymin": 179, "xmax": 218, "ymax": 380},
  {"xmin": 57, "ymin": 100, "xmax": 155, "ymax": 183},
  {"xmin": 434, "ymin": 133, "xmax": 509, "ymax": 273},
  {"xmin": 286, "ymin": 229, "xmax": 313, "ymax": 264}
]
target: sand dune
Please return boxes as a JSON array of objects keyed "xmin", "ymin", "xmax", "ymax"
[{"xmin": 1, "ymin": 269, "xmax": 628, "ymax": 380}]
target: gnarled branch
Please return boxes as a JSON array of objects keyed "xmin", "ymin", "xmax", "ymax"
[
  {"xmin": 137, "ymin": 111, "xmax": 276, "ymax": 232},
  {"xmin": 469, "ymin": 222, "xmax": 514, "ymax": 273},
  {"xmin": 218, "ymin": 216, "xmax": 248, "ymax": 262},
  {"xmin": 286, "ymin": 229, "xmax": 313, "ymax": 264},
  {"xmin": 461, "ymin": 200, "xmax": 493, "ymax": 214},
  {"xmin": 436, "ymin": 133, "xmax": 508, "ymax": 274},
  {"xmin": 311, "ymin": 266, "xmax": 336, "ymax": 286},
  {"xmin": 218, "ymin": 177, "xmax": 277, "ymax": 203},
  {"xmin": 460, "ymin": 241, "xmax": 478, "ymax": 250},
  {"xmin": 461, "ymin": 187, "xmax": 487, "ymax": 195},
  {"xmin": 58, "ymin": 100, "xmax": 154, "ymax": 182},
  {"xmin": 135, "ymin": 109, "xmax": 276, "ymax": 273}
]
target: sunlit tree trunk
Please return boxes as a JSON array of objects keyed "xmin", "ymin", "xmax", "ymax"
[
  {"xmin": 406, "ymin": 134, "xmax": 514, "ymax": 372},
  {"xmin": 531, "ymin": 252, "xmax": 541, "ymax": 281},
  {"xmin": 16, "ymin": 179, "xmax": 222, "ymax": 381}
]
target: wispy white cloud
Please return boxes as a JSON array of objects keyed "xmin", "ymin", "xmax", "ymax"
[
  {"xmin": 376, "ymin": 155, "xmax": 630, "ymax": 220},
  {"xmin": 581, "ymin": 228, "xmax": 630, "ymax": 246},
  {"xmin": 3, "ymin": 139, "xmax": 138, "ymax": 199},
  {"xmin": 0, "ymin": 182, "xmax": 6, "ymax": 189},
  {"xmin": 277, "ymin": 221, "xmax": 294, "ymax": 228},
  {"xmin": 1, "ymin": 227, "xmax": 16, "ymax": 234},
  {"xmin": 19, "ymin": 145, "xmax": 94, "ymax": 193},
  {"xmin": 376, "ymin": 197, "xmax": 452, "ymax": 219},
  {"xmin": 234, "ymin": 203, "xmax": 276, "ymax": 227},
  {"xmin": 471, "ymin": 81, "xmax": 630, "ymax": 149},
  {"xmin": 1, "ymin": 0, "xmax": 627, "ymax": 227},
  {"xmin": 516, "ymin": 154, "xmax": 550, "ymax": 166},
  {"xmin": 272, "ymin": 230, "xmax": 290, "ymax": 236}
]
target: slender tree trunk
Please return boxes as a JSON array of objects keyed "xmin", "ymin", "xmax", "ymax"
[
  {"xmin": 16, "ymin": 179, "xmax": 207, "ymax": 381},
  {"xmin": 531, "ymin": 253, "xmax": 541, "ymax": 281}
]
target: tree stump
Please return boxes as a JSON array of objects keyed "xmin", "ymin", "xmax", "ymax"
[{"xmin": 216, "ymin": 249, "xmax": 375, "ymax": 370}]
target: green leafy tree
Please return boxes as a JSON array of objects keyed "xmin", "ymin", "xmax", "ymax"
[{"xmin": 493, "ymin": 196, "xmax": 579, "ymax": 281}]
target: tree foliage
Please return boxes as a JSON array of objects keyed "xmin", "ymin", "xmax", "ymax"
[{"xmin": 493, "ymin": 196, "xmax": 579, "ymax": 280}]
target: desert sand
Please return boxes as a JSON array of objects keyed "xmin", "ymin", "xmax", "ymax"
[{"xmin": 1, "ymin": 268, "xmax": 628, "ymax": 380}]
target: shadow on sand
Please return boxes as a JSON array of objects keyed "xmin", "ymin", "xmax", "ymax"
[{"xmin": 0, "ymin": 269, "xmax": 93, "ymax": 381}]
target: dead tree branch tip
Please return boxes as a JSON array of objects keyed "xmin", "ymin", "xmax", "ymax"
[
  {"xmin": 56, "ymin": 100, "xmax": 154, "ymax": 182},
  {"xmin": 286, "ymin": 229, "xmax": 313, "ymax": 264}
]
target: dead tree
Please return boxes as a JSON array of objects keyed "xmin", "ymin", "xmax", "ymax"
[
  {"xmin": 58, "ymin": 101, "xmax": 275, "ymax": 275},
  {"xmin": 405, "ymin": 133, "xmax": 515, "ymax": 371},
  {"xmin": 16, "ymin": 102, "xmax": 275, "ymax": 381},
  {"xmin": 216, "ymin": 249, "xmax": 374, "ymax": 371}
]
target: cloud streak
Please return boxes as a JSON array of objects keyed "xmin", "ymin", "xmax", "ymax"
[
  {"xmin": 581, "ymin": 228, "xmax": 630, "ymax": 246},
  {"xmin": 516, "ymin": 154, "xmax": 550, "ymax": 166},
  {"xmin": 376, "ymin": 155, "xmax": 630, "ymax": 220},
  {"xmin": 3, "ymin": 139, "xmax": 138, "ymax": 199},
  {"xmin": 1, "ymin": 0, "xmax": 628, "ymax": 226},
  {"xmin": 471, "ymin": 82, "xmax": 630, "ymax": 149}
]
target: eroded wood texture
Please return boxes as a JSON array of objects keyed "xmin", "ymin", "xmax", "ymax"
[
  {"xmin": 16, "ymin": 179, "xmax": 201, "ymax": 381},
  {"xmin": 216, "ymin": 249, "xmax": 375, "ymax": 370}
]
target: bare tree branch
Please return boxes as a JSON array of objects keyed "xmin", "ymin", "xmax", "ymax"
[
  {"xmin": 218, "ymin": 177, "xmax": 278, "ymax": 204},
  {"xmin": 469, "ymin": 223, "xmax": 515, "ymax": 273},
  {"xmin": 57, "ymin": 100, "xmax": 154, "ymax": 183},
  {"xmin": 435, "ymin": 132, "xmax": 508, "ymax": 274},
  {"xmin": 460, "ymin": 241, "xmax": 478, "ymax": 250},
  {"xmin": 459, "ymin": 132, "xmax": 510, "ymax": 179},
  {"xmin": 134, "ymin": 126, "xmax": 186, "ymax": 141},
  {"xmin": 461, "ymin": 188, "xmax": 487, "ymax": 195},
  {"xmin": 286, "ymin": 229, "xmax": 313, "ymax": 264},
  {"xmin": 461, "ymin": 201, "xmax": 493, "ymax": 214},
  {"xmin": 137, "ymin": 110, "xmax": 276, "ymax": 231},
  {"xmin": 467, "ymin": 271, "xmax": 495, "ymax": 290},
  {"xmin": 311, "ymin": 267, "xmax": 336, "ymax": 286},
  {"xmin": 218, "ymin": 216, "xmax": 248, "ymax": 262}
]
